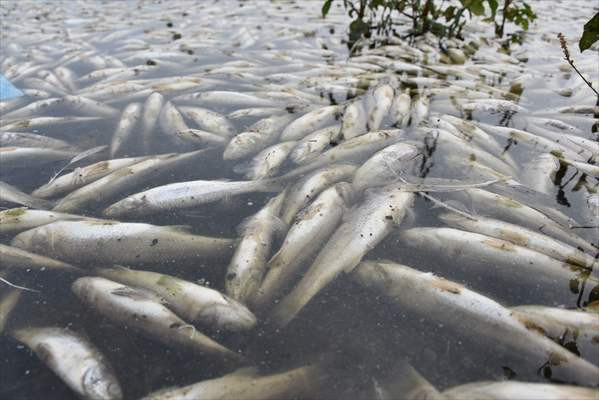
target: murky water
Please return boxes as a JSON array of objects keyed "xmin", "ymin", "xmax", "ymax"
[{"xmin": 1, "ymin": 0, "xmax": 598, "ymax": 399}]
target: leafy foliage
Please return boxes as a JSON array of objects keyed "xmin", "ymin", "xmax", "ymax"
[
  {"xmin": 579, "ymin": 11, "xmax": 599, "ymax": 52},
  {"xmin": 321, "ymin": 0, "xmax": 536, "ymax": 50}
]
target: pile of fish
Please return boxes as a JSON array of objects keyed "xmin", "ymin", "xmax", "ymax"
[{"xmin": 1, "ymin": 0, "xmax": 598, "ymax": 399}]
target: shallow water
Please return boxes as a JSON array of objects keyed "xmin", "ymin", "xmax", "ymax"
[{"xmin": 1, "ymin": 0, "xmax": 598, "ymax": 399}]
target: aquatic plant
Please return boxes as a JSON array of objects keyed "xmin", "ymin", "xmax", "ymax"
[
  {"xmin": 558, "ymin": 31, "xmax": 599, "ymax": 99},
  {"xmin": 321, "ymin": 0, "xmax": 536, "ymax": 50}
]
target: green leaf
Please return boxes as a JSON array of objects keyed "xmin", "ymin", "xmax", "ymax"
[
  {"xmin": 444, "ymin": 5, "xmax": 456, "ymax": 21},
  {"xmin": 580, "ymin": 12, "xmax": 599, "ymax": 52},
  {"xmin": 487, "ymin": 0, "xmax": 498, "ymax": 17},
  {"xmin": 322, "ymin": 0, "xmax": 334, "ymax": 17},
  {"xmin": 349, "ymin": 18, "xmax": 370, "ymax": 42},
  {"xmin": 468, "ymin": 0, "xmax": 485, "ymax": 16}
]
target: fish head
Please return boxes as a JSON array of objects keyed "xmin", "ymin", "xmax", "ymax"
[
  {"xmin": 10, "ymin": 225, "xmax": 44, "ymax": 252},
  {"xmin": 82, "ymin": 365, "xmax": 123, "ymax": 400},
  {"xmin": 195, "ymin": 296, "xmax": 257, "ymax": 332},
  {"xmin": 103, "ymin": 196, "xmax": 146, "ymax": 218}
]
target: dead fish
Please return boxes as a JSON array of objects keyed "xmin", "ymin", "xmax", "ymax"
[
  {"xmin": 280, "ymin": 164, "xmax": 357, "ymax": 225},
  {"xmin": 340, "ymin": 99, "xmax": 368, "ymax": 139},
  {"xmin": 289, "ymin": 124, "xmax": 341, "ymax": 164},
  {"xmin": 72, "ymin": 277, "xmax": 241, "ymax": 361},
  {"xmin": 0, "ymin": 243, "xmax": 79, "ymax": 272},
  {"xmin": 439, "ymin": 213, "xmax": 597, "ymax": 270},
  {"xmin": 560, "ymin": 158, "xmax": 599, "ymax": 178},
  {"xmin": 11, "ymin": 326, "xmax": 123, "ymax": 400},
  {"xmin": 54, "ymin": 150, "xmax": 207, "ymax": 213},
  {"xmin": 179, "ymin": 106, "xmax": 236, "ymax": 137},
  {"xmin": 110, "ymin": 103, "xmax": 142, "ymax": 157},
  {"xmin": 140, "ymin": 92, "xmax": 165, "ymax": 154},
  {"xmin": 226, "ymin": 192, "xmax": 286, "ymax": 304},
  {"xmin": 0, "ymin": 131, "xmax": 75, "ymax": 150},
  {"xmin": 11, "ymin": 221, "xmax": 233, "ymax": 266},
  {"xmin": 0, "ymin": 146, "xmax": 79, "ymax": 169},
  {"xmin": 409, "ymin": 92, "xmax": 429, "ymax": 127},
  {"xmin": 371, "ymin": 360, "xmax": 446, "ymax": 400},
  {"xmin": 0, "ymin": 207, "xmax": 89, "ymax": 235},
  {"xmin": 141, "ymin": 364, "xmax": 322, "ymax": 400},
  {"xmin": 0, "ymin": 181, "xmax": 53, "ymax": 209},
  {"xmin": 223, "ymin": 114, "xmax": 295, "ymax": 160},
  {"xmin": 511, "ymin": 305, "xmax": 599, "ymax": 353},
  {"xmin": 443, "ymin": 381, "xmax": 599, "ymax": 400},
  {"xmin": 96, "ymin": 267, "xmax": 256, "ymax": 331},
  {"xmin": 352, "ymin": 260, "xmax": 599, "ymax": 386},
  {"xmin": 282, "ymin": 129, "xmax": 405, "ymax": 180},
  {"xmin": 365, "ymin": 84, "xmax": 394, "ymax": 131},
  {"xmin": 32, "ymin": 156, "xmax": 148, "ymax": 199},
  {"xmin": 237, "ymin": 141, "xmax": 297, "ymax": 180},
  {"xmin": 103, "ymin": 178, "xmax": 283, "ymax": 219},
  {"xmin": 174, "ymin": 90, "xmax": 279, "ymax": 108},
  {"xmin": 279, "ymin": 105, "xmax": 342, "ymax": 141},
  {"xmin": 399, "ymin": 227, "xmax": 596, "ymax": 298},
  {"xmin": 0, "ymin": 116, "xmax": 102, "ymax": 132},
  {"xmin": 271, "ymin": 185, "xmax": 414, "ymax": 327},
  {"xmin": 446, "ymin": 188, "xmax": 597, "ymax": 255},
  {"xmin": 253, "ymin": 183, "xmax": 355, "ymax": 311},
  {"xmin": 352, "ymin": 142, "xmax": 420, "ymax": 191}
]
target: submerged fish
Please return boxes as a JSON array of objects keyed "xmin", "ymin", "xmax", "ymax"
[
  {"xmin": 0, "ymin": 243, "xmax": 79, "ymax": 272},
  {"xmin": 443, "ymin": 381, "xmax": 599, "ymax": 400},
  {"xmin": 97, "ymin": 267, "xmax": 256, "ymax": 331},
  {"xmin": 352, "ymin": 261, "xmax": 599, "ymax": 386},
  {"xmin": 0, "ymin": 181, "xmax": 53, "ymax": 210},
  {"xmin": 12, "ymin": 326, "xmax": 123, "ymax": 400},
  {"xmin": 72, "ymin": 277, "xmax": 240, "ymax": 361},
  {"xmin": 399, "ymin": 227, "xmax": 596, "ymax": 299},
  {"xmin": 141, "ymin": 364, "xmax": 322, "ymax": 400}
]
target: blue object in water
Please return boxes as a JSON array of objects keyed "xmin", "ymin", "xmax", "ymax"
[{"xmin": 0, "ymin": 74, "xmax": 24, "ymax": 101}]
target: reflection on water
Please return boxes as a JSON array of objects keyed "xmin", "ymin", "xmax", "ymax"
[{"xmin": 0, "ymin": 0, "xmax": 598, "ymax": 399}]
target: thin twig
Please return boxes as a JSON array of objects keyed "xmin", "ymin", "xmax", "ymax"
[{"xmin": 558, "ymin": 33, "xmax": 599, "ymax": 97}]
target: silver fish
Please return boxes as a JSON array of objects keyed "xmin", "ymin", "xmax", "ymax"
[
  {"xmin": 97, "ymin": 267, "xmax": 256, "ymax": 331},
  {"xmin": 253, "ymin": 183, "xmax": 354, "ymax": 311},
  {"xmin": 352, "ymin": 260, "xmax": 599, "ymax": 386},
  {"xmin": 443, "ymin": 381, "xmax": 599, "ymax": 400},
  {"xmin": 104, "ymin": 178, "xmax": 283, "ymax": 219},
  {"xmin": 271, "ymin": 185, "xmax": 414, "ymax": 326},
  {"xmin": 72, "ymin": 277, "xmax": 241, "ymax": 361},
  {"xmin": 12, "ymin": 220, "xmax": 233, "ymax": 266},
  {"xmin": 226, "ymin": 192, "xmax": 286, "ymax": 304},
  {"xmin": 12, "ymin": 327, "xmax": 123, "ymax": 400}
]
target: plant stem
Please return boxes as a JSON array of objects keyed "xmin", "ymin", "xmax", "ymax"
[
  {"xmin": 558, "ymin": 33, "xmax": 599, "ymax": 98},
  {"xmin": 498, "ymin": 0, "xmax": 511, "ymax": 38}
]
